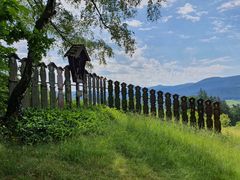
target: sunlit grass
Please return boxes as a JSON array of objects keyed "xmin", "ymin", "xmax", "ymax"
[{"xmin": 0, "ymin": 106, "xmax": 240, "ymax": 179}]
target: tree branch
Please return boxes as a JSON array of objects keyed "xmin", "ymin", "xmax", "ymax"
[
  {"xmin": 50, "ymin": 21, "xmax": 73, "ymax": 46},
  {"xmin": 90, "ymin": 0, "xmax": 112, "ymax": 30}
]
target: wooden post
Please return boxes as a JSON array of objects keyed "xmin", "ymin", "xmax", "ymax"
[
  {"xmin": 108, "ymin": 80, "xmax": 114, "ymax": 108},
  {"xmin": 57, "ymin": 67, "xmax": 64, "ymax": 109},
  {"xmin": 76, "ymin": 82, "xmax": 80, "ymax": 108},
  {"xmin": 88, "ymin": 74, "xmax": 92, "ymax": 106},
  {"xmin": 121, "ymin": 82, "xmax": 127, "ymax": 111},
  {"xmin": 197, "ymin": 99, "xmax": 204, "ymax": 129},
  {"xmin": 213, "ymin": 102, "xmax": 221, "ymax": 133},
  {"xmin": 83, "ymin": 73, "xmax": 88, "ymax": 106},
  {"xmin": 100, "ymin": 77, "xmax": 104, "ymax": 104},
  {"xmin": 48, "ymin": 63, "xmax": 57, "ymax": 108},
  {"xmin": 20, "ymin": 59, "xmax": 31, "ymax": 108},
  {"xmin": 157, "ymin": 91, "xmax": 164, "ymax": 119},
  {"xmin": 92, "ymin": 73, "xmax": 96, "ymax": 105},
  {"xmin": 150, "ymin": 89, "xmax": 156, "ymax": 116},
  {"xmin": 205, "ymin": 100, "xmax": 213, "ymax": 130},
  {"xmin": 165, "ymin": 93, "xmax": 172, "ymax": 120},
  {"xmin": 64, "ymin": 65, "xmax": 72, "ymax": 108},
  {"xmin": 8, "ymin": 54, "xmax": 18, "ymax": 96},
  {"xmin": 173, "ymin": 94, "xmax": 180, "ymax": 121},
  {"xmin": 40, "ymin": 63, "xmax": 48, "ymax": 108},
  {"xmin": 181, "ymin": 96, "xmax": 188, "ymax": 124},
  {"xmin": 103, "ymin": 78, "xmax": 107, "ymax": 105},
  {"xmin": 114, "ymin": 81, "xmax": 120, "ymax": 110},
  {"xmin": 189, "ymin": 97, "xmax": 196, "ymax": 127},
  {"xmin": 142, "ymin": 87, "xmax": 149, "ymax": 115},
  {"xmin": 96, "ymin": 76, "xmax": 100, "ymax": 104},
  {"xmin": 31, "ymin": 66, "xmax": 40, "ymax": 108},
  {"xmin": 128, "ymin": 84, "xmax": 134, "ymax": 112},
  {"xmin": 135, "ymin": 86, "xmax": 141, "ymax": 114}
]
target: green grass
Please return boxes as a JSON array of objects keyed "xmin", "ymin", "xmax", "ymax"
[
  {"xmin": 226, "ymin": 99, "xmax": 240, "ymax": 107},
  {"xmin": 1, "ymin": 106, "xmax": 240, "ymax": 179}
]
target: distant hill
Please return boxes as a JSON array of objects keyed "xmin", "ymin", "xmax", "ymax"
[{"xmin": 150, "ymin": 75, "xmax": 240, "ymax": 100}]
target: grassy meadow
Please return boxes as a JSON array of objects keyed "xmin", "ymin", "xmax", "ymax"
[{"xmin": 1, "ymin": 106, "xmax": 240, "ymax": 179}]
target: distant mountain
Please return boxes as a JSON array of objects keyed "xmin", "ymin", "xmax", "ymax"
[{"xmin": 150, "ymin": 75, "xmax": 240, "ymax": 100}]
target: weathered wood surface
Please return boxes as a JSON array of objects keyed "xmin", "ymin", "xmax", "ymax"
[
  {"xmin": 165, "ymin": 93, "xmax": 172, "ymax": 120},
  {"xmin": 157, "ymin": 91, "xmax": 164, "ymax": 119},
  {"xmin": 100, "ymin": 77, "xmax": 104, "ymax": 104},
  {"xmin": 150, "ymin": 89, "xmax": 156, "ymax": 116},
  {"xmin": 135, "ymin": 86, "xmax": 141, "ymax": 114},
  {"xmin": 64, "ymin": 65, "xmax": 72, "ymax": 108},
  {"xmin": 197, "ymin": 99, "xmax": 204, "ymax": 129},
  {"xmin": 181, "ymin": 96, "xmax": 188, "ymax": 124},
  {"xmin": 9, "ymin": 55, "xmax": 18, "ymax": 95},
  {"xmin": 96, "ymin": 76, "xmax": 100, "ymax": 104},
  {"xmin": 88, "ymin": 74, "xmax": 92, "ymax": 106},
  {"xmin": 121, "ymin": 82, "xmax": 127, "ymax": 112},
  {"xmin": 108, "ymin": 80, "xmax": 113, "ymax": 108},
  {"xmin": 205, "ymin": 100, "xmax": 213, "ymax": 130},
  {"xmin": 57, "ymin": 67, "xmax": 64, "ymax": 109},
  {"xmin": 189, "ymin": 97, "xmax": 196, "ymax": 126},
  {"xmin": 213, "ymin": 102, "xmax": 221, "ymax": 133},
  {"xmin": 103, "ymin": 78, "xmax": 107, "ymax": 105},
  {"xmin": 92, "ymin": 74, "xmax": 96, "ymax": 105},
  {"xmin": 114, "ymin": 81, "xmax": 120, "ymax": 110},
  {"xmin": 20, "ymin": 60, "xmax": 31, "ymax": 108},
  {"xmin": 142, "ymin": 87, "xmax": 149, "ymax": 115},
  {"xmin": 128, "ymin": 84, "xmax": 134, "ymax": 112},
  {"xmin": 48, "ymin": 63, "xmax": 56, "ymax": 108},
  {"xmin": 83, "ymin": 74, "xmax": 88, "ymax": 106},
  {"xmin": 173, "ymin": 94, "xmax": 180, "ymax": 121},
  {"xmin": 40, "ymin": 63, "xmax": 48, "ymax": 108},
  {"xmin": 31, "ymin": 66, "xmax": 40, "ymax": 108}
]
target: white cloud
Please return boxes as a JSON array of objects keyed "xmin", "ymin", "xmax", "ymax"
[
  {"xmin": 200, "ymin": 36, "xmax": 218, "ymax": 42},
  {"xmin": 125, "ymin": 19, "xmax": 142, "ymax": 27},
  {"xmin": 91, "ymin": 45, "xmax": 232, "ymax": 86},
  {"xmin": 212, "ymin": 20, "xmax": 232, "ymax": 33},
  {"xmin": 217, "ymin": 0, "xmax": 240, "ymax": 12},
  {"xmin": 179, "ymin": 34, "xmax": 191, "ymax": 39},
  {"xmin": 177, "ymin": 3, "xmax": 207, "ymax": 22},
  {"xmin": 162, "ymin": 15, "xmax": 173, "ymax": 23}
]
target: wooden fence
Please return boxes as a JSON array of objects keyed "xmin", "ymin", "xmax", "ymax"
[{"xmin": 8, "ymin": 58, "xmax": 221, "ymax": 133}]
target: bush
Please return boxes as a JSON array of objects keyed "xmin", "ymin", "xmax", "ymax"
[
  {"xmin": 1, "ymin": 106, "xmax": 115, "ymax": 145},
  {"xmin": 220, "ymin": 114, "xmax": 231, "ymax": 127}
]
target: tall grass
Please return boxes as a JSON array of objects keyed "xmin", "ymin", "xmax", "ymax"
[{"xmin": 0, "ymin": 106, "xmax": 240, "ymax": 179}]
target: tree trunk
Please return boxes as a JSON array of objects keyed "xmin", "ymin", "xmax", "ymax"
[{"xmin": 3, "ymin": 0, "xmax": 56, "ymax": 128}]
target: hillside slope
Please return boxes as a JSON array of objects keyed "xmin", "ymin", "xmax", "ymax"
[
  {"xmin": 1, "ymin": 106, "xmax": 240, "ymax": 179},
  {"xmin": 151, "ymin": 75, "xmax": 240, "ymax": 100}
]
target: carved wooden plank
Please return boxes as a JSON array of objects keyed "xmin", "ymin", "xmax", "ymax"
[
  {"xmin": 48, "ymin": 63, "xmax": 57, "ymax": 108},
  {"xmin": 173, "ymin": 94, "xmax": 180, "ymax": 121},
  {"xmin": 100, "ymin": 77, "xmax": 104, "ymax": 104},
  {"xmin": 189, "ymin": 97, "xmax": 196, "ymax": 127},
  {"xmin": 96, "ymin": 76, "xmax": 100, "ymax": 104},
  {"xmin": 114, "ymin": 81, "xmax": 120, "ymax": 110},
  {"xmin": 108, "ymin": 80, "xmax": 114, "ymax": 108},
  {"xmin": 165, "ymin": 93, "xmax": 172, "ymax": 120},
  {"xmin": 57, "ymin": 67, "xmax": 64, "ymax": 109},
  {"xmin": 135, "ymin": 86, "xmax": 141, "ymax": 114},
  {"xmin": 121, "ymin": 82, "xmax": 127, "ymax": 111},
  {"xmin": 181, "ymin": 96, "xmax": 188, "ymax": 124},
  {"xmin": 150, "ymin": 89, "xmax": 156, "ymax": 116},
  {"xmin": 20, "ymin": 59, "xmax": 31, "ymax": 108},
  {"xmin": 40, "ymin": 63, "xmax": 48, "ymax": 108},
  {"xmin": 142, "ymin": 87, "xmax": 149, "ymax": 115},
  {"xmin": 9, "ymin": 54, "xmax": 18, "ymax": 95},
  {"xmin": 157, "ymin": 91, "xmax": 164, "ymax": 119},
  {"xmin": 64, "ymin": 65, "xmax": 72, "ymax": 108},
  {"xmin": 128, "ymin": 84, "xmax": 134, "ymax": 112},
  {"xmin": 92, "ymin": 74, "xmax": 96, "ymax": 105},
  {"xmin": 103, "ymin": 78, "xmax": 107, "ymax": 105},
  {"xmin": 31, "ymin": 66, "xmax": 40, "ymax": 108},
  {"xmin": 83, "ymin": 73, "xmax": 88, "ymax": 106},
  {"xmin": 76, "ymin": 82, "xmax": 80, "ymax": 108},
  {"xmin": 197, "ymin": 99, "xmax": 204, "ymax": 129},
  {"xmin": 205, "ymin": 100, "xmax": 213, "ymax": 130},
  {"xmin": 213, "ymin": 102, "xmax": 221, "ymax": 133},
  {"xmin": 88, "ymin": 74, "xmax": 92, "ymax": 106}
]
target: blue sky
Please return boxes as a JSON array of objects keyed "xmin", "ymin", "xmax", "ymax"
[{"xmin": 14, "ymin": 0, "xmax": 240, "ymax": 87}]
